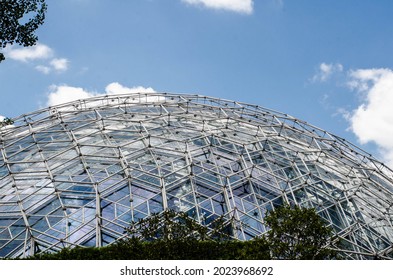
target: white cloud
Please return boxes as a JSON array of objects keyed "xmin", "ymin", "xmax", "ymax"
[
  {"xmin": 105, "ymin": 83, "xmax": 156, "ymax": 95},
  {"xmin": 181, "ymin": 0, "xmax": 253, "ymax": 14},
  {"xmin": 312, "ymin": 62, "xmax": 343, "ymax": 82},
  {"xmin": 4, "ymin": 43, "xmax": 70, "ymax": 74},
  {"xmin": 47, "ymin": 83, "xmax": 157, "ymax": 107},
  {"xmin": 347, "ymin": 68, "xmax": 393, "ymax": 167},
  {"xmin": 4, "ymin": 43, "xmax": 53, "ymax": 62},
  {"xmin": 50, "ymin": 58, "xmax": 69, "ymax": 72},
  {"xmin": 347, "ymin": 68, "xmax": 389, "ymax": 92},
  {"xmin": 47, "ymin": 85, "xmax": 95, "ymax": 106},
  {"xmin": 35, "ymin": 65, "xmax": 51, "ymax": 74}
]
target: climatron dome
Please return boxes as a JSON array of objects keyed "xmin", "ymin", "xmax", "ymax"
[{"xmin": 1, "ymin": 93, "xmax": 393, "ymax": 259}]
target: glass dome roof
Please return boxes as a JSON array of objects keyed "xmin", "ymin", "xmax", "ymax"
[{"xmin": 1, "ymin": 93, "xmax": 393, "ymax": 259}]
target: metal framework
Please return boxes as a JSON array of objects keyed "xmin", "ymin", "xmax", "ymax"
[{"xmin": 1, "ymin": 93, "xmax": 393, "ymax": 259}]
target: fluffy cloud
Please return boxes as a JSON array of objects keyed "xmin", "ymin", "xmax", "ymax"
[
  {"xmin": 347, "ymin": 68, "xmax": 393, "ymax": 166},
  {"xmin": 4, "ymin": 43, "xmax": 69, "ymax": 74},
  {"xmin": 4, "ymin": 43, "xmax": 53, "ymax": 62},
  {"xmin": 47, "ymin": 85, "xmax": 94, "ymax": 106},
  {"xmin": 105, "ymin": 83, "xmax": 155, "ymax": 95},
  {"xmin": 47, "ymin": 83, "xmax": 156, "ymax": 107},
  {"xmin": 181, "ymin": 0, "xmax": 253, "ymax": 14},
  {"xmin": 50, "ymin": 58, "xmax": 69, "ymax": 72},
  {"xmin": 35, "ymin": 65, "xmax": 51, "ymax": 74},
  {"xmin": 312, "ymin": 62, "xmax": 343, "ymax": 82}
]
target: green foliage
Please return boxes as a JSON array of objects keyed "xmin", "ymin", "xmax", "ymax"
[
  {"xmin": 125, "ymin": 209, "xmax": 233, "ymax": 242},
  {"xmin": 126, "ymin": 210, "xmax": 209, "ymax": 241},
  {"xmin": 26, "ymin": 238, "xmax": 271, "ymax": 260},
  {"xmin": 0, "ymin": 0, "xmax": 47, "ymax": 62},
  {"xmin": 23, "ymin": 206, "xmax": 337, "ymax": 260},
  {"xmin": 264, "ymin": 204, "xmax": 338, "ymax": 260}
]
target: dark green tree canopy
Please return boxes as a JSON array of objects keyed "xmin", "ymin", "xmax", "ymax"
[
  {"xmin": 264, "ymin": 204, "xmax": 338, "ymax": 260},
  {"xmin": 124, "ymin": 206, "xmax": 338, "ymax": 259},
  {"xmin": 0, "ymin": 0, "xmax": 47, "ymax": 62},
  {"xmin": 24, "ymin": 206, "xmax": 338, "ymax": 260},
  {"xmin": 125, "ymin": 209, "xmax": 233, "ymax": 242}
]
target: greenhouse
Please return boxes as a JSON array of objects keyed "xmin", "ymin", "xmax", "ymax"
[{"xmin": 1, "ymin": 93, "xmax": 393, "ymax": 259}]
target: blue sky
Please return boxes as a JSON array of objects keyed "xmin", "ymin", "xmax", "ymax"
[{"xmin": 2, "ymin": 0, "xmax": 393, "ymax": 165}]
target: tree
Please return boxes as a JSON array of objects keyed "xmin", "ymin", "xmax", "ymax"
[
  {"xmin": 125, "ymin": 206, "xmax": 338, "ymax": 259},
  {"xmin": 264, "ymin": 204, "xmax": 338, "ymax": 260},
  {"xmin": 0, "ymin": 0, "xmax": 47, "ymax": 62},
  {"xmin": 125, "ymin": 209, "xmax": 233, "ymax": 242},
  {"xmin": 126, "ymin": 210, "xmax": 208, "ymax": 241},
  {"xmin": 24, "ymin": 207, "xmax": 337, "ymax": 260}
]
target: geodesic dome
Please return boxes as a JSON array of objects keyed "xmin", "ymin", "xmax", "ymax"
[{"xmin": 1, "ymin": 93, "xmax": 393, "ymax": 259}]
